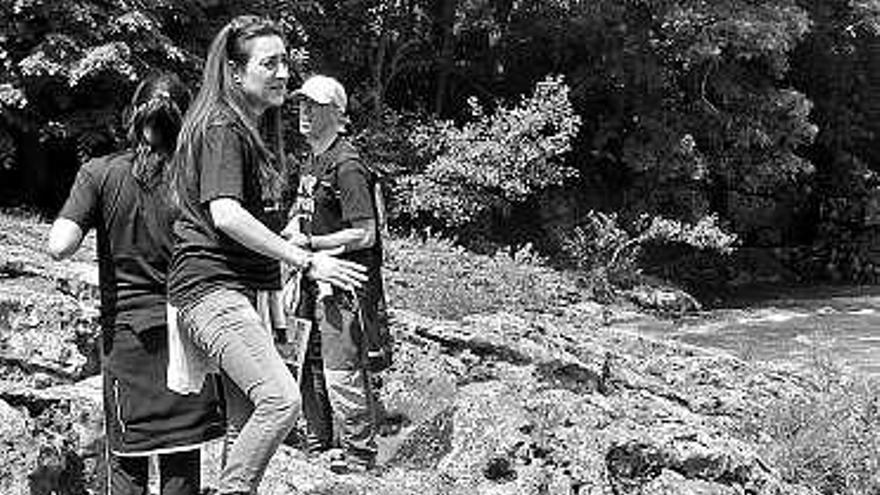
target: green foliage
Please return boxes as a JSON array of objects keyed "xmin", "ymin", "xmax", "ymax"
[
  {"xmin": 295, "ymin": 0, "xmax": 435, "ymax": 115},
  {"xmin": 383, "ymin": 231, "xmax": 584, "ymax": 320},
  {"xmin": 0, "ymin": 83, "xmax": 26, "ymax": 111},
  {"xmin": 0, "ymin": 0, "xmax": 207, "ymax": 170},
  {"xmin": 320, "ymin": 0, "xmax": 836, "ymax": 257},
  {"xmin": 0, "ymin": 0, "xmax": 318, "ymax": 208},
  {"xmin": 849, "ymin": 0, "xmax": 880, "ymax": 35},
  {"xmin": 560, "ymin": 211, "xmax": 738, "ymax": 292},
  {"xmin": 616, "ymin": 2, "xmax": 816, "ymax": 237},
  {"xmin": 398, "ymin": 75, "xmax": 581, "ymax": 229},
  {"xmin": 751, "ymin": 349, "xmax": 880, "ymax": 495},
  {"xmin": 352, "ymin": 110, "xmax": 426, "ymax": 178},
  {"xmin": 0, "ymin": 0, "xmax": 876, "ymax": 282},
  {"xmin": 784, "ymin": 1, "xmax": 880, "ymax": 281},
  {"xmin": 349, "ymin": 109, "xmax": 427, "ymax": 230}
]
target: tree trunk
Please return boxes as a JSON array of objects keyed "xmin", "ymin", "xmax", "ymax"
[{"xmin": 434, "ymin": 0, "xmax": 458, "ymax": 117}]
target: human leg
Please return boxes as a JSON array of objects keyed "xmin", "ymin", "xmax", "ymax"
[
  {"xmin": 181, "ymin": 288, "xmax": 299, "ymax": 494},
  {"xmin": 318, "ymin": 292, "xmax": 378, "ymax": 468},
  {"xmin": 323, "ymin": 368, "xmax": 377, "ymax": 469},
  {"xmin": 218, "ymin": 371, "xmax": 253, "ymax": 470},
  {"xmin": 158, "ymin": 449, "xmax": 201, "ymax": 495},
  {"xmin": 299, "ymin": 325, "xmax": 334, "ymax": 453},
  {"xmin": 106, "ymin": 454, "xmax": 149, "ymax": 495},
  {"xmin": 295, "ymin": 281, "xmax": 333, "ymax": 454}
]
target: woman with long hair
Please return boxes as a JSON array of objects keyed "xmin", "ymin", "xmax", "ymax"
[
  {"xmin": 168, "ymin": 15, "xmax": 367, "ymax": 494},
  {"xmin": 48, "ymin": 72, "xmax": 225, "ymax": 495}
]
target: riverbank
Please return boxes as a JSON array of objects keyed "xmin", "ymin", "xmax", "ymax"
[{"xmin": 0, "ymin": 211, "xmax": 875, "ymax": 494}]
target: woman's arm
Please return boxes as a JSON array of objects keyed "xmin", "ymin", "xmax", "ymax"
[
  {"xmin": 47, "ymin": 218, "xmax": 85, "ymax": 260},
  {"xmin": 210, "ymin": 198, "xmax": 367, "ymax": 288},
  {"xmin": 211, "ymin": 198, "xmax": 312, "ymax": 266}
]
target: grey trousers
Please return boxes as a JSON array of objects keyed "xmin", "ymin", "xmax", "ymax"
[
  {"xmin": 298, "ymin": 288, "xmax": 378, "ymax": 461},
  {"xmin": 181, "ymin": 288, "xmax": 300, "ymax": 494}
]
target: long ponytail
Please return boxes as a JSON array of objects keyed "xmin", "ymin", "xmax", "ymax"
[{"xmin": 126, "ymin": 72, "xmax": 191, "ymax": 189}]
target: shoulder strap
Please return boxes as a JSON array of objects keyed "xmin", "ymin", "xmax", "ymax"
[{"xmin": 372, "ymin": 176, "xmax": 389, "ymax": 239}]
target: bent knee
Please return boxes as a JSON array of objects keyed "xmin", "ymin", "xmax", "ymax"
[{"xmin": 256, "ymin": 387, "xmax": 301, "ymax": 425}]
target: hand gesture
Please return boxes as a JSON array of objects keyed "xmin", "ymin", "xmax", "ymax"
[{"xmin": 307, "ymin": 248, "xmax": 367, "ymax": 290}]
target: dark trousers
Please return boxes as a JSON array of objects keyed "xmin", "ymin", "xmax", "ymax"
[
  {"xmin": 106, "ymin": 449, "xmax": 200, "ymax": 495},
  {"xmin": 300, "ymin": 348, "xmax": 334, "ymax": 452},
  {"xmin": 297, "ymin": 287, "xmax": 378, "ymax": 460}
]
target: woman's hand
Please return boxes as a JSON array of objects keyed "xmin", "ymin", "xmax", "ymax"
[{"xmin": 307, "ymin": 250, "xmax": 367, "ymax": 290}]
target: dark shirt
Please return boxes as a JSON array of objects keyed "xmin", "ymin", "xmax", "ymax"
[
  {"xmin": 168, "ymin": 113, "xmax": 281, "ymax": 307},
  {"xmin": 293, "ymin": 136, "xmax": 383, "ymax": 281},
  {"xmin": 59, "ymin": 150, "xmax": 173, "ymax": 332}
]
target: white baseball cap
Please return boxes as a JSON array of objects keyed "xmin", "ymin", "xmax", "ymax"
[{"xmin": 291, "ymin": 75, "xmax": 347, "ymax": 112}]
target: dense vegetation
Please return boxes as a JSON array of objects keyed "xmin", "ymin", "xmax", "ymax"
[{"xmin": 1, "ymin": 0, "xmax": 879, "ymax": 288}]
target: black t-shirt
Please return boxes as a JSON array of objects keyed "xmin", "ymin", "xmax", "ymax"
[
  {"xmin": 292, "ymin": 137, "xmax": 383, "ymax": 281},
  {"xmin": 168, "ymin": 114, "xmax": 281, "ymax": 307},
  {"xmin": 59, "ymin": 150, "xmax": 173, "ymax": 332}
]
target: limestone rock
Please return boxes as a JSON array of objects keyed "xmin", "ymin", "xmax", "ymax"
[
  {"xmin": 641, "ymin": 469, "xmax": 737, "ymax": 495},
  {"xmin": 0, "ymin": 376, "xmax": 104, "ymax": 495},
  {"xmin": 0, "ymin": 215, "xmax": 826, "ymax": 495},
  {"xmin": 0, "ymin": 282, "xmax": 100, "ymax": 384},
  {"xmin": 0, "ymin": 399, "xmax": 32, "ymax": 495},
  {"xmin": 624, "ymin": 284, "xmax": 702, "ymax": 314},
  {"xmin": 0, "ymin": 217, "xmax": 100, "ymax": 386}
]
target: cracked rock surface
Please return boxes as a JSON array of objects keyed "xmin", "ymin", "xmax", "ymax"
[{"xmin": 0, "ymin": 215, "xmax": 818, "ymax": 495}]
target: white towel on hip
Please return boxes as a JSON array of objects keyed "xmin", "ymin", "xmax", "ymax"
[{"xmin": 166, "ymin": 304, "xmax": 217, "ymax": 395}]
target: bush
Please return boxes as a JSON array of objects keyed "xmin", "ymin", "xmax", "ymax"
[
  {"xmin": 559, "ymin": 211, "xmax": 738, "ymax": 296},
  {"xmin": 397, "ymin": 75, "xmax": 581, "ymax": 232},
  {"xmin": 351, "ymin": 110, "xmax": 430, "ymax": 229},
  {"xmin": 382, "ymin": 231, "xmax": 584, "ymax": 320},
  {"xmin": 750, "ymin": 348, "xmax": 880, "ymax": 495}
]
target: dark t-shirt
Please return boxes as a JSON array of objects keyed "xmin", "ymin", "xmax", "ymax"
[
  {"xmin": 293, "ymin": 137, "xmax": 383, "ymax": 281},
  {"xmin": 59, "ymin": 150, "xmax": 173, "ymax": 332},
  {"xmin": 168, "ymin": 114, "xmax": 281, "ymax": 307}
]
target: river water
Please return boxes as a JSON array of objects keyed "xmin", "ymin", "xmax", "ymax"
[{"xmin": 640, "ymin": 285, "xmax": 880, "ymax": 376}]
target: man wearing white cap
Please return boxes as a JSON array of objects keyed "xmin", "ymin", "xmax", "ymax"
[{"xmin": 284, "ymin": 74, "xmax": 389, "ymax": 472}]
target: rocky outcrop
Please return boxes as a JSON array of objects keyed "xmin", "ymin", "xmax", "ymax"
[
  {"xmin": 0, "ymin": 376, "xmax": 104, "ymax": 495},
  {"xmin": 0, "ymin": 215, "xmax": 820, "ymax": 495},
  {"xmin": 0, "ymin": 216, "xmax": 100, "ymax": 387},
  {"xmin": 0, "ymin": 216, "xmax": 104, "ymax": 495},
  {"xmin": 209, "ymin": 308, "xmax": 818, "ymax": 495},
  {"xmin": 623, "ymin": 284, "xmax": 702, "ymax": 314}
]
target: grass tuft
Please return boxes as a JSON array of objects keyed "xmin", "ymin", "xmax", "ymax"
[
  {"xmin": 749, "ymin": 347, "xmax": 880, "ymax": 495},
  {"xmin": 382, "ymin": 231, "xmax": 586, "ymax": 320}
]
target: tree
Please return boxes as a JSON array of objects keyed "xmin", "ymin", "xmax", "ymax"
[
  {"xmin": 0, "ymin": 0, "xmax": 207, "ymax": 208},
  {"xmin": 789, "ymin": 0, "xmax": 880, "ymax": 280},
  {"xmin": 0, "ymin": 0, "xmax": 312, "ymax": 210},
  {"xmin": 398, "ymin": 75, "xmax": 581, "ymax": 240}
]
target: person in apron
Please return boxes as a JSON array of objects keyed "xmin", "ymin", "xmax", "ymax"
[{"xmin": 48, "ymin": 72, "xmax": 225, "ymax": 495}]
